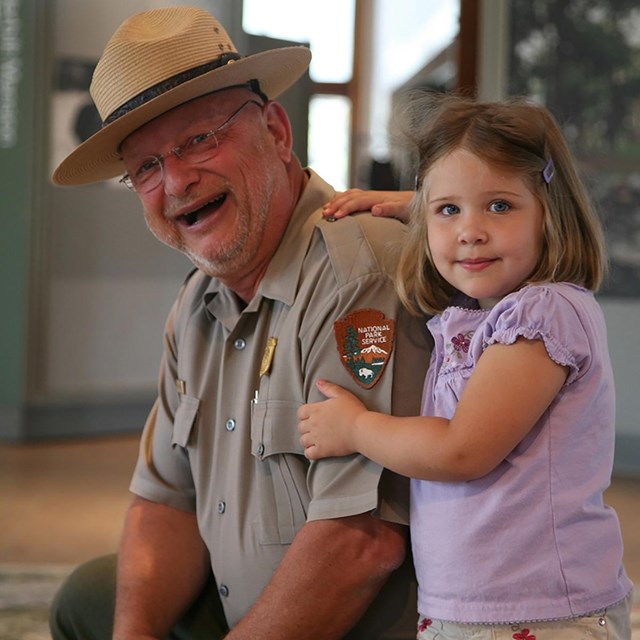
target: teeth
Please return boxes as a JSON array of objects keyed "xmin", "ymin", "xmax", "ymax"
[{"xmin": 180, "ymin": 194, "xmax": 225, "ymax": 226}]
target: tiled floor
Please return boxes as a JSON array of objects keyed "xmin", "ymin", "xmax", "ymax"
[{"xmin": 0, "ymin": 435, "xmax": 639, "ymax": 587}]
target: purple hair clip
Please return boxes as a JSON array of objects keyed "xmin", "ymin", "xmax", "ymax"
[{"xmin": 543, "ymin": 157, "xmax": 555, "ymax": 184}]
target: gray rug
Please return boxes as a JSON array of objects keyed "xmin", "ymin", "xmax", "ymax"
[
  {"xmin": 0, "ymin": 565, "xmax": 70, "ymax": 640},
  {"xmin": 1, "ymin": 564, "xmax": 640, "ymax": 639}
]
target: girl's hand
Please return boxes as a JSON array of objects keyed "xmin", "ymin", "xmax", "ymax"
[
  {"xmin": 322, "ymin": 189, "xmax": 414, "ymax": 222},
  {"xmin": 297, "ymin": 380, "xmax": 368, "ymax": 460}
]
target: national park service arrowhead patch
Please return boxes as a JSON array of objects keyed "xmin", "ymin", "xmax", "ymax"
[{"xmin": 334, "ymin": 309, "xmax": 395, "ymax": 389}]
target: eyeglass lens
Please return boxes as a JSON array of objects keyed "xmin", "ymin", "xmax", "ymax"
[{"xmin": 121, "ymin": 99, "xmax": 263, "ymax": 193}]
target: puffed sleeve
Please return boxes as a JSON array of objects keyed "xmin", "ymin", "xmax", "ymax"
[{"xmin": 479, "ymin": 284, "xmax": 599, "ymax": 386}]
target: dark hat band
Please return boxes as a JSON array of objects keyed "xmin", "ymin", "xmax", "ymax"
[{"xmin": 102, "ymin": 52, "xmax": 242, "ymax": 126}]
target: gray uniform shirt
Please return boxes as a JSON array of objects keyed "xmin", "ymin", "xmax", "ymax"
[{"xmin": 130, "ymin": 170, "xmax": 431, "ymax": 629}]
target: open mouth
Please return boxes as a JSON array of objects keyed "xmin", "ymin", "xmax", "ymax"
[{"xmin": 178, "ymin": 194, "xmax": 226, "ymax": 227}]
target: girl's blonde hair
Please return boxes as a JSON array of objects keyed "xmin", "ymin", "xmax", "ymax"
[{"xmin": 395, "ymin": 92, "xmax": 606, "ymax": 316}]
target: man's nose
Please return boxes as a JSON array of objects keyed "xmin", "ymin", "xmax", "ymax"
[{"xmin": 161, "ymin": 154, "xmax": 200, "ymax": 197}]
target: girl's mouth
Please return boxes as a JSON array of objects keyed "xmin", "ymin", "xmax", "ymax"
[{"xmin": 459, "ymin": 257, "xmax": 497, "ymax": 271}]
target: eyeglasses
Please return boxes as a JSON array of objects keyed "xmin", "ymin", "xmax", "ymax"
[{"xmin": 120, "ymin": 99, "xmax": 264, "ymax": 193}]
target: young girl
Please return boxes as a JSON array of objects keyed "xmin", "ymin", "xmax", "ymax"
[{"xmin": 298, "ymin": 93, "xmax": 633, "ymax": 639}]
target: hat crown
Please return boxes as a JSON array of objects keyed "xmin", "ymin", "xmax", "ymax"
[
  {"xmin": 91, "ymin": 7, "xmax": 237, "ymax": 121},
  {"xmin": 52, "ymin": 7, "xmax": 310, "ymax": 186}
]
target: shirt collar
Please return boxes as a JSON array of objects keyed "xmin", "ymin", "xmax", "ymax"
[
  {"xmin": 203, "ymin": 169, "xmax": 335, "ymax": 319},
  {"xmin": 256, "ymin": 169, "xmax": 334, "ymax": 307}
]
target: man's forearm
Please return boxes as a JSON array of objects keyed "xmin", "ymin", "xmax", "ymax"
[
  {"xmin": 226, "ymin": 514, "xmax": 407, "ymax": 639},
  {"xmin": 113, "ymin": 497, "xmax": 210, "ymax": 640}
]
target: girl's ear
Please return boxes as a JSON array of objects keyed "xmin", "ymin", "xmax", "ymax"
[{"xmin": 263, "ymin": 101, "xmax": 293, "ymax": 163}]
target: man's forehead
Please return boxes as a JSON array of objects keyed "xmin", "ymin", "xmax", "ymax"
[{"xmin": 119, "ymin": 86, "xmax": 255, "ymax": 154}]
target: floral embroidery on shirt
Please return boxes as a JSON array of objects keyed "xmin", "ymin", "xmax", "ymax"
[
  {"xmin": 443, "ymin": 331, "xmax": 474, "ymax": 366},
  {"xmin": 512, "ymin": 630, "xmax": 536, "ymax": 640}
]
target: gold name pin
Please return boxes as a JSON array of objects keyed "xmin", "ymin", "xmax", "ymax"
[{"xmin": 259, "ymin": 337, "xmax": 278, "ymax": 377}]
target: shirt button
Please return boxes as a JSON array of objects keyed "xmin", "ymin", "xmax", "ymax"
[
  {"xmin": 225, "ymin": 418, "xmax": 236, "ymax": 432},
  {"xmin": 443, "ymin": 310, "xmax": 450, "ymax": 321},
  {"xmin": 257, "ymin": 443, "xmax": 265, "ymax": 456},
  {"xmin": 219, "ymin": 584, "xmax": 229, "ymax": 598},
  {"xmin": 233, "ymin": 338, "xmax": 246, "ymax": 350},
  {"xmin": 217, "ymin": 501, "xmax": 226, "ymax": 514}
]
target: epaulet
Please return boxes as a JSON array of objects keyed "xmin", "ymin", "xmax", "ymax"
[{"xmin": 317, "ymin": 213, "xmax": 404, "ymax": 287}]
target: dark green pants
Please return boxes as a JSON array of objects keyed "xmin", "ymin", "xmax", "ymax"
[
  {"xmin": 49, "ymin": 555, "xmax": 229, "ymax": 640},
  {"xmin": 50, "ymin": 553, "xmax": 417, "ymax": 639}
]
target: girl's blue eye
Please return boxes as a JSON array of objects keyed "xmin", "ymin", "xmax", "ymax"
[
  {"xmin": 490, "ymin": 200, "xmax": 510, "ymax": 213},
  {"xmin": 440, "ymin": 203, "xmax": 460, "ymax": 216}
]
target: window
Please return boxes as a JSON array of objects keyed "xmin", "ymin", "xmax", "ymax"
[
  {"xmin": 369, "ymin": 0, "xmax": 459, "ymax": 161},
  {"xmin": 243, "ymin": 0, "xmax": 460, "ymax": 190},
  {"xmin": 243, "ymin": 0, "xmax": 355, "ymax": 189}
]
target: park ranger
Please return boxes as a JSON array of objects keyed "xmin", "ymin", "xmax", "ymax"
[{"xmin": 49, "ymin": 6, "xmax": 430, "ymax": 640}]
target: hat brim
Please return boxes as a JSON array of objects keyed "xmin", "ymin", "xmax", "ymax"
[{"xmin": 52, "ymin": 46, "xmax": 311, "ymax": 186}]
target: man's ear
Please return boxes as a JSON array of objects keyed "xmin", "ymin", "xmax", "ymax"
[{"xmin": 263, "ymin": 101, "xmax": 294, "ymax": 163}]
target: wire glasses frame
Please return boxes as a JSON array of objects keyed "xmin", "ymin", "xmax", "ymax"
[{"xmin": 119, "ymin": 99, "xmax": 264, "ymax": 193}]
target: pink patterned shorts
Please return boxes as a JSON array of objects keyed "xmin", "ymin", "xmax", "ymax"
[{"xmin": 416, "ymin": 591, "xmax": 632, "ymax": 640}]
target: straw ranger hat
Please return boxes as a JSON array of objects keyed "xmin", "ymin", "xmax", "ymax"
[{"xmin": 52, "ymin": 6, "xmax": 311, "ymax": 186}]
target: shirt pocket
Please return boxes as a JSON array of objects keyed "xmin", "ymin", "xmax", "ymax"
[
  {"xmin": 250, "ymin": 400, "xmax": 308, "ymax": 545},
  {"xmin": 171, "ymin": 394, "xmax": 200, "ymax": 448}
]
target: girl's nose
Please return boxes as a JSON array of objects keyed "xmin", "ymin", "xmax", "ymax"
[{"xmin": 457, "ymin": 216, "xmax": 488, "ymax": 245}]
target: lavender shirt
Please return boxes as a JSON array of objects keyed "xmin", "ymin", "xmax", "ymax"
[{"xmin": 411, "ymin": 283, "xmax": 632, "ymax": 623}]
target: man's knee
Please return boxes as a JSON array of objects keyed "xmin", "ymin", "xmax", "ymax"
[{"xmin": 49, "ymin": 555, "xmax": 117, "ymax": 640}]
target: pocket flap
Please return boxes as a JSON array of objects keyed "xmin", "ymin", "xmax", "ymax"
[
  {"xmin": 251, "ymin": 400, "xmax": 304, "ymax": 458},
  {"xmin": 171, "ymin": 394, "xmax": 200, "ymax": 448}
]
